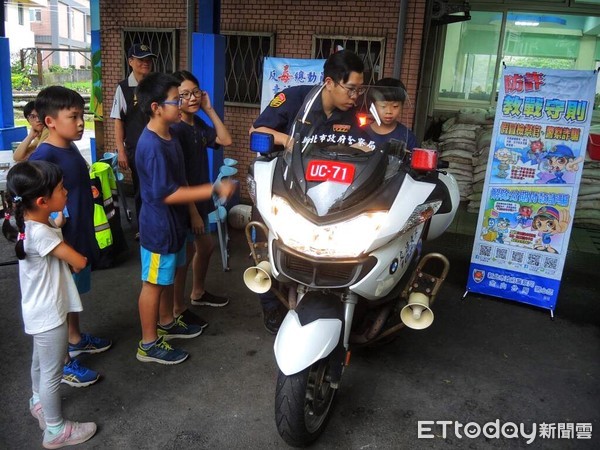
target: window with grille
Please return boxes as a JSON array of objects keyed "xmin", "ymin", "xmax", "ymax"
[
  {"xmin": 223, "ymin": 32, "xmax": 274, "ymax": 106},
  {"xmin": 122, "ymin": 29, "xmax": 177, "ymax": 77},
  {"xmin": 312, "ymin": 36, "xmax": 385, "ymax": 85}
]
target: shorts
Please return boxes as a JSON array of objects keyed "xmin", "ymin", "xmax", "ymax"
[
  {"xmin": 140, "ymin": 245, "xmax": 186, "ymax": 286},
  {"xmin": 72, "ymin": 265, "xmax": 91, "ymax": 295}
]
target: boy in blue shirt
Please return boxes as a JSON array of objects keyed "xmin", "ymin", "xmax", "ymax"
[
  {"xmin": 134, "ymin": 72, "xmax": 235, "ymax": 364},
  {"xmin": 365, "ymin": 78, "xmax": 419, "ymax": 151},
  {"xmin": 30, "ymin": 86, "xmax": 111, "ymax": 387}
]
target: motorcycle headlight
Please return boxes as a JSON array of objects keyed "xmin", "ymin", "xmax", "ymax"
[
  {"xmin": 270, "ymin": 195, "xmax": 388, "ymax": 258},
  {"xmin": 246, "ymin": 173, "xmax": 257, "ymax": 205}
]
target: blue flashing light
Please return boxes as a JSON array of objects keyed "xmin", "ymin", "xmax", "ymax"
[{"xmin": 250, "ymin": 132, "xmax": 274, "ymax": 154}]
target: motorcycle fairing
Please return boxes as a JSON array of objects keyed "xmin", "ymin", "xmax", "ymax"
[
  {"xmin": 350, "ymin": 224, "xmax": 424, "ymax": 300},
  {"xmin": 253, "ymin": 158, "xmax": 278, "ymax": 232},
  {"xmin": 427, "ymin": 171, "xmax": 460, "ymax": 241},
  {"xmin": 274, "ymin": 292, "xmax": 344, "ymax": 376},
  {"xmin": 287, "ymin": 144, "xmax": 389, "ymax": 216},
  {"xmin": 361, "ymin": 173, "xmax": 436, "ymax": 254},
  {"xmin": 272, "ymin": 156, "xmax": 408, "ymax": 226}
]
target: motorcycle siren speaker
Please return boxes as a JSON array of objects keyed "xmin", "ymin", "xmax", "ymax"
[
  {"xmin": 228, "ymin": 204, "xmax": 252, "ymax": 230},
  {"xmin": 243, "ymin": 261, "xmax": 272, "ymax": 293},
  {"xmin": 400, "ymin": 292, "xmax": 434, "ymax": 330}
]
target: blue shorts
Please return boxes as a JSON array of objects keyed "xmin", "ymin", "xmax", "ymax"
[
  {"xmin": 72, "ymin": 265, "xmax": 91, "ymax": 295},
  {"xmin": 140, "ymin": 245, "xmax": 186, "ymax": 286}
]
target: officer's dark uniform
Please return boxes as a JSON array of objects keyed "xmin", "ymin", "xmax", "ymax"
[
  {"xmin": 254, "ymin": 85, "xmax": 365, "ymax": 145},
  {"xmin": 252, "ymin": 84, "xmax": 365, "ymax": 313}
]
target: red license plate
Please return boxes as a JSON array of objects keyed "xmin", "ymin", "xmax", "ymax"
[{"xmin": 305, "ymin": 160, "xmax": 355, "ymax": 184}]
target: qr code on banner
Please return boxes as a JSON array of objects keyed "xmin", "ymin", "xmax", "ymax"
[
  {"xmin": 544, "ymin": 257, "xmax": 558, "ymax": 270},
  {"xmin": 479, "ymin": 245, "xmax": 492, "ymax": 257},
  {"xmin": 527, "ymin": 253, "xmax": 541, "ymax": 267},
  {"xmin": 511, "ymin": 251, "xmax": 524, "ymax": 264},
  {"xmin": 495, "ymin": 247, "xmax": 508, "ymax": 260}
]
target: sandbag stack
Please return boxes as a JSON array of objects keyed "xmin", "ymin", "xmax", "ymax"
[
  {"xmin": 436, "ymin": 108, "xmax": 493, "ymax": 203},
  {"xmin": 574, "ymin": 155, "xmax": 600, "ymax": 229}
]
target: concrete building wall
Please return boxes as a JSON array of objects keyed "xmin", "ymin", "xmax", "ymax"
[
  {"xmin": 4, "ymin": 3, "xmax": 36, "ymax": 54},
  {"xmin": 58, "ymin": 2, "xmax": 70, "ymax": 39},
  {"xmin": 30, "ymin": 10, "xmax": 51, "ymax": 36},
  {"xmin": 72, "ymin": 8, "xmax": 87, "ymax": 42}
]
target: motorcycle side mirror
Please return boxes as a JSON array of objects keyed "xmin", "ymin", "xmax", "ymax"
[{"xmin": 250, "ymin": 131, "xmax": 274, "ymax": 154}]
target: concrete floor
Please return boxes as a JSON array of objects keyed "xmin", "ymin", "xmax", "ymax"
[{"xmin": 0, "ymin": 207, "xmax": 599, "ymax": 449}]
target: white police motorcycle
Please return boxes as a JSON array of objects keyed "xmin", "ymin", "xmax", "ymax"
[{"xmin": 244, "ymin": 85, "xmax": 459, "ymax": 446}]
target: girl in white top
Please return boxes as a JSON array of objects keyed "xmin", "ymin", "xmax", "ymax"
[{"xmin": 4, "ymin": 160, "xmax": 97, "ymax": 449}]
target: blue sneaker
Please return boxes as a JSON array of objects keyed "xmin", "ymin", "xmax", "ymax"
[
  {"xmin": 68, "ymin": 333, "xmax": 112, "ymax": 358},
  {"xmin": 136, "ymin": 336, "xmax": 188, "ymax": 365},
  {"xmin": 61, "ymin": 359, "xmax": 99, "ymax": 387},
  {"xmin": 157, "ymin": 315, "xmax": 203, "ymax": 340}
]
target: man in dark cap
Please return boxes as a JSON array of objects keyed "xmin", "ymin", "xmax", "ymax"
[{"xmin": 110, "ymin": 44, "xmax": 157, "ymax": 237}]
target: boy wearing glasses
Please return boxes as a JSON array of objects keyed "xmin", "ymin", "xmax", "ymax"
[
  {"xmin": 13, "ymin": 101, "xmax": 48, "ymax": 162},
  {"xmin": 134, "ymin": 73, "xmax": 235, "ymax": 364},
  {"xmin": 249, "ymin": 50, "xmax": 365, "ymax": 333}
]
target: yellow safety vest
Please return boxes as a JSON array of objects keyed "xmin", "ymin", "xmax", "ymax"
[
  {"xmin": 90, "ymin": 162, "xmax": 115, "ymax": 250},
  {"xmin": 93, "ymin": 203, "xmax": 113, "ymax": 249}
]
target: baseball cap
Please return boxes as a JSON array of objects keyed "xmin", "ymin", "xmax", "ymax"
[
  {"xmin": 128, "ymin": 44, "xmax": 157, "ymax": 59},
  {"xmin": 536, "ymin": 206, "xmax": 560, "ymax": 221},
  {"xmin": 545, "ymin": 144, "xmax": 574, "ymax": 159}
]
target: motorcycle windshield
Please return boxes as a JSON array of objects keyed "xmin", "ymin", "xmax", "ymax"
[{"xmin": 281, "ymin": 83, "xmax": 412, "ymax": 217}]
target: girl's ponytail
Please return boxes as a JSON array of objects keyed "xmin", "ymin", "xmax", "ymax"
[
  {"xmin": 2, "ymin": 196, "xmax": 27, "ymax": 259},
  {"xmin": 2, "ymin": 203, "xmax": 18, "ymax": 242},
  {"xmin": 4, "ymin": 161, "xmax": 63, "ymax": 260},
  {"xmin": 13, "ymin": 197, "xmax": 27, "ymax": 260}
]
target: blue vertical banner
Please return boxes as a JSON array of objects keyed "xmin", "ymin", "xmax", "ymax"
[
  {"xmin": 261, "ymin": 57, "xmax": 325, "ymax": 112},
  {"xmin": 466, "ymin": 67, "xmax": 598, "ymax": 312}
]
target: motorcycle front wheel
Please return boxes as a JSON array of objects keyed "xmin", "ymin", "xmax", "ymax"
[{"xmin": 275, "ymin": 357, "xmax": 337, "ymax": 447}]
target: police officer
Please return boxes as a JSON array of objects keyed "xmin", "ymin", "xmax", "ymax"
[
  {"xmin": 249, "ymin": 49, "xmax": 365, "ymax": 333},
  {"xmin": 110, "ymin": 43, "xmax": 157, "ymax": 238}
]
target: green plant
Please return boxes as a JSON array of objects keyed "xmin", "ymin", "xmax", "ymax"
[
  {"xmin": 64, "ymin": 81, "xmax": 92, "ymax": 93},
  {"xmin": 11, "ymin": 72, "xmax": 31, "ymax": 90},
  {"xmin": 48, "ymin": 64, "xmax": 73, "ymax": 74}
]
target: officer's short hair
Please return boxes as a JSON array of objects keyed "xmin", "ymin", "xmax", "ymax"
[
  {"xmin": 324, "ymin": 50, "xmax": 364, "ymax": 84},
  {"xmin": 136, "ymin": 72, "xmax": 181, "ymax": 118}
]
